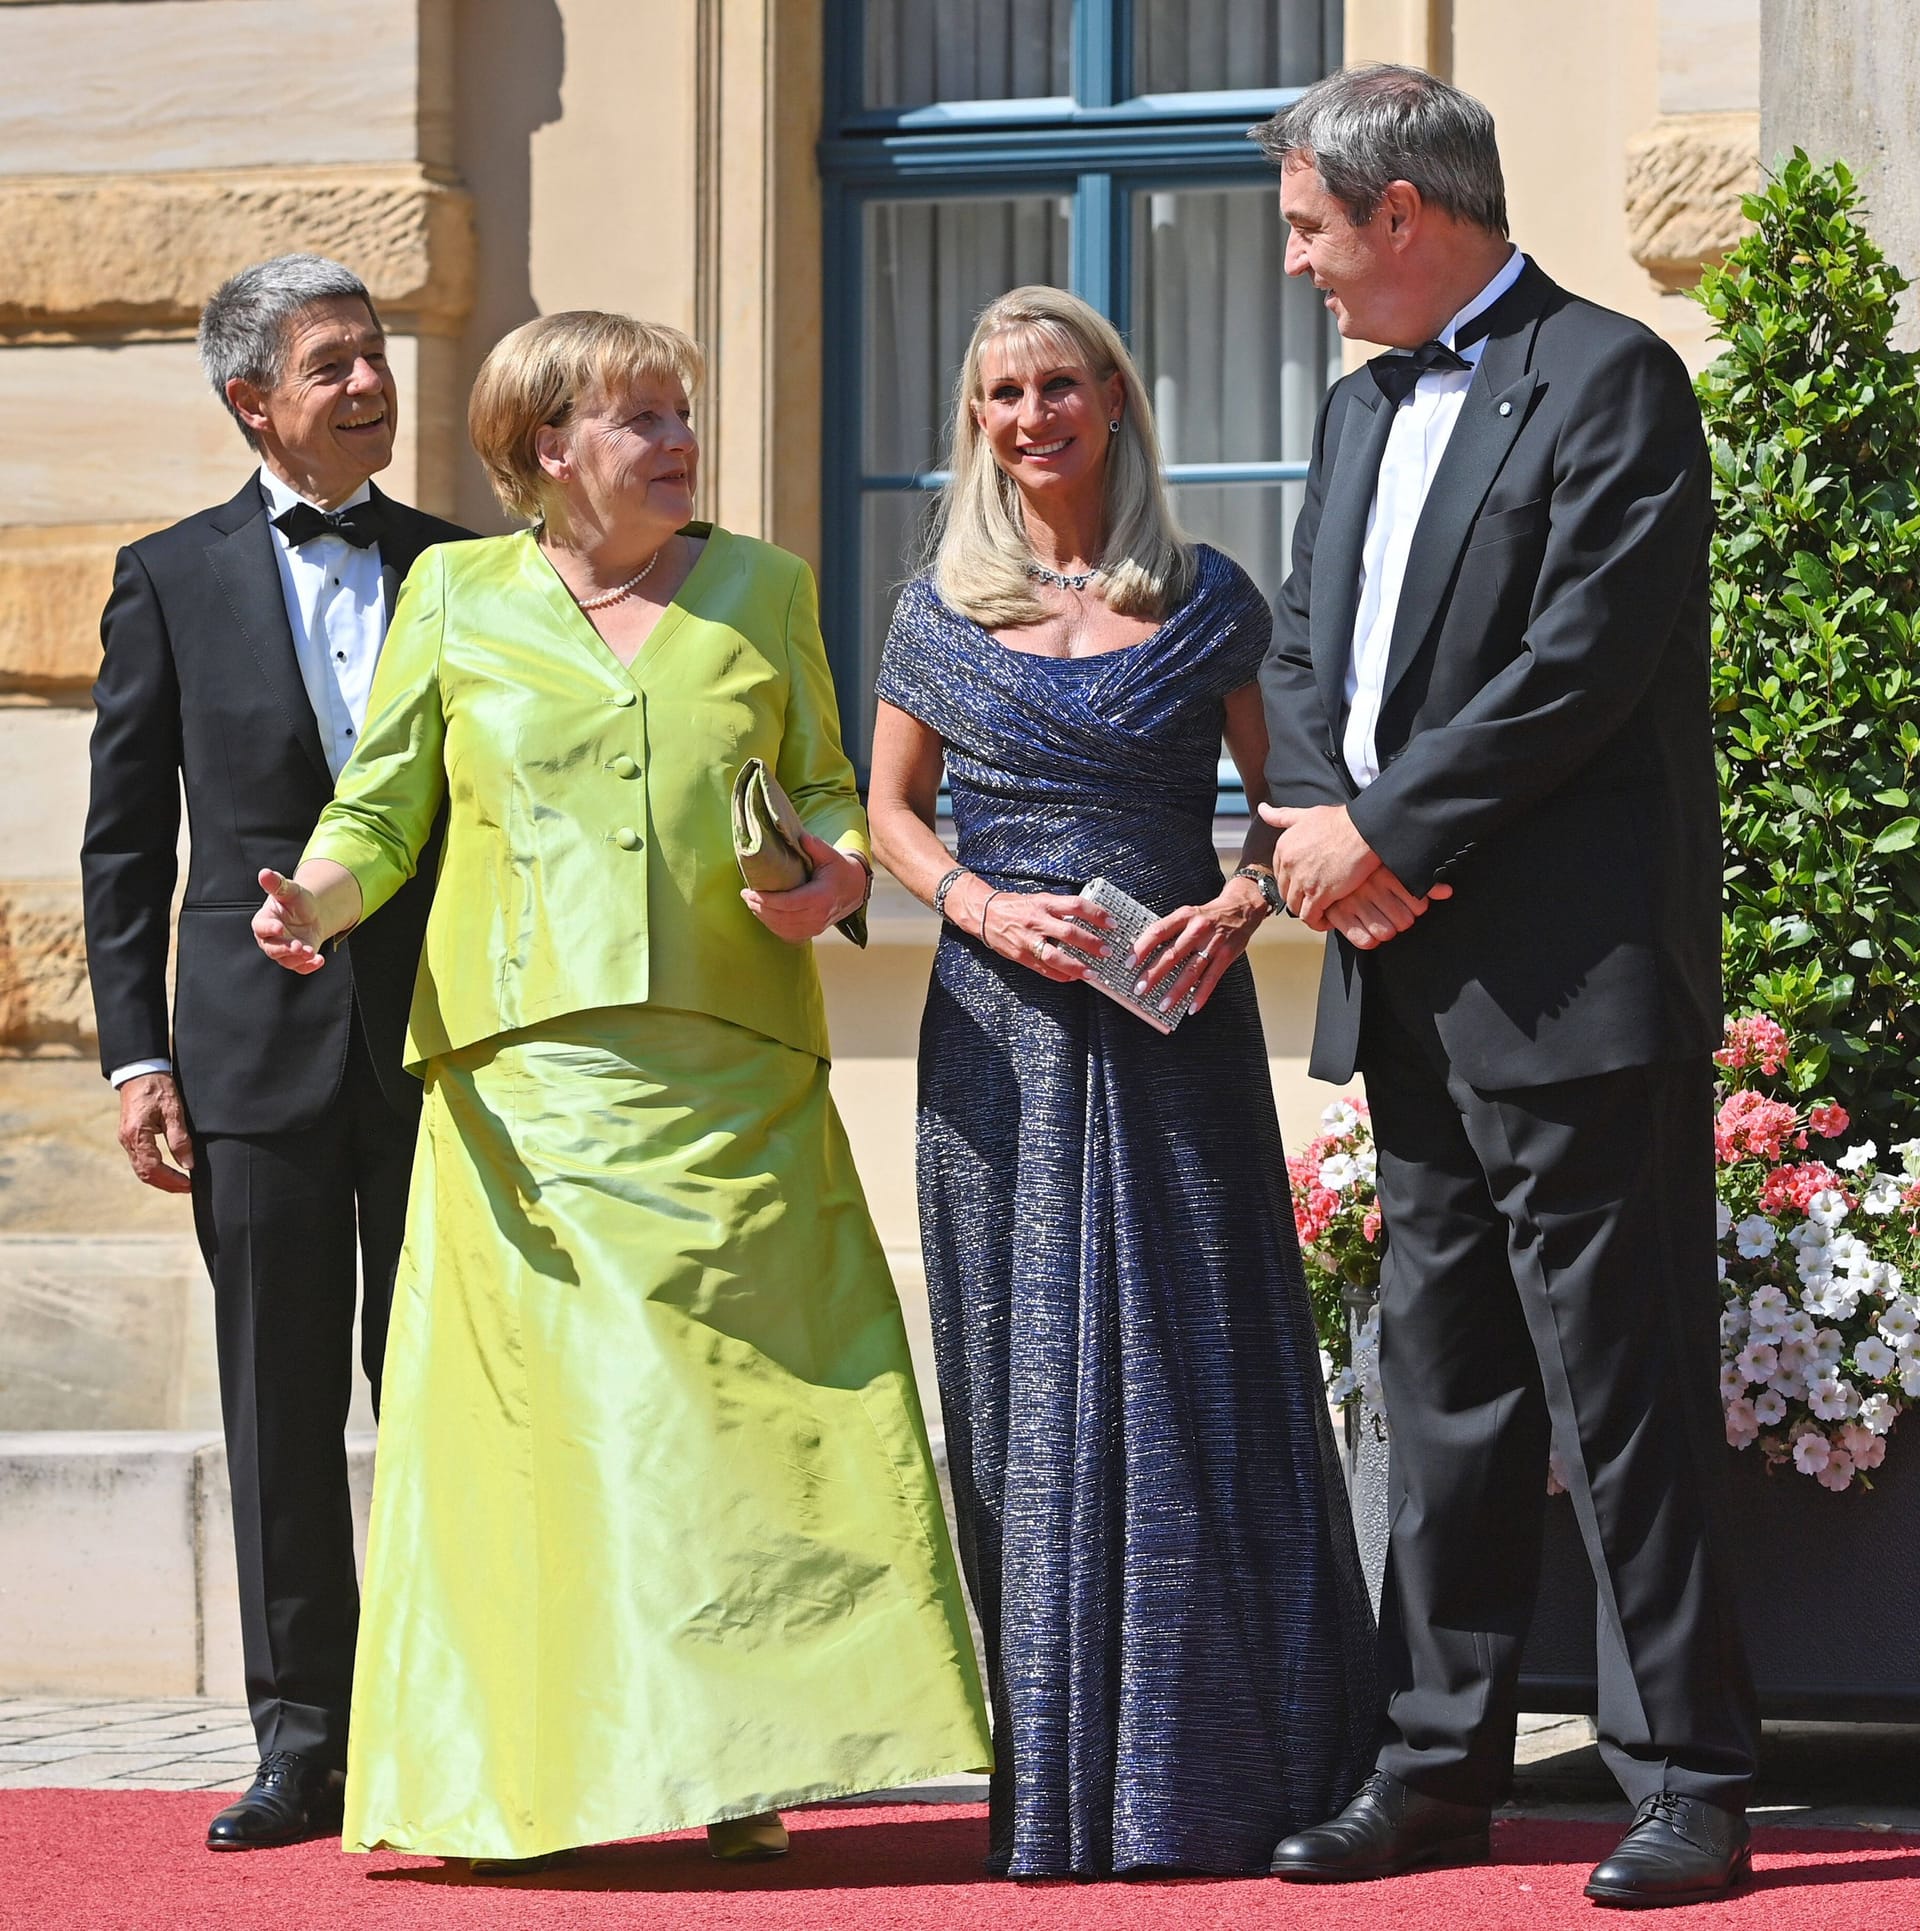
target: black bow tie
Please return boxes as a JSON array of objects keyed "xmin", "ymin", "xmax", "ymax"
[
  {"xmin": 1369, "ymin": 308, "xmax": 1500, "ymax": 408},
  {"xmin": 271, "ymin": 497, "xmax": 389, "ymax": 549}
]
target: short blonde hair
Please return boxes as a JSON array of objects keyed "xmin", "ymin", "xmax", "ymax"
[
  {"xmin": 468, "ymin": 310, "xmax": 705, "ymax": 520},
  {"xmin": 930, "ymin": 285, "xmax": 1193, "ymax": 628}
]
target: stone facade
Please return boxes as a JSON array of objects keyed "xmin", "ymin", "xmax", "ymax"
[{"xmin": 1626, "ymin": 110, "xmax": 1761, "ymax": 288}]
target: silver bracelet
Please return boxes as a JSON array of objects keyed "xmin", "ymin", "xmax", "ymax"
[{"xmin": 932, "ymin": 865, "xmax": 968, "ymax": 922}]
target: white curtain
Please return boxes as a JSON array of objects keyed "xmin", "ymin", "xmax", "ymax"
[
  {"xmin": 865, "ymin": 0, "xmax": 1072, "ymax": 108},
  {"xmin": 1134, "ymin": 0, "xmax": 1335, "ymax": 92}
]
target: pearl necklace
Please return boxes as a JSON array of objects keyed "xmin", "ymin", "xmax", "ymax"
[
  {"xmin": 1026, "ymin": 559, "xmax": 1098, "ymax": 592},
  {"xmin": 574, "ymin": 540, "xmax": 669, "ymax": 611}
]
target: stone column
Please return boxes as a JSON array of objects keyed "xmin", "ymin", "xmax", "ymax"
[{"xmin": 1762, "ymin": 0, "xmax": 1920, "ymax": 344}]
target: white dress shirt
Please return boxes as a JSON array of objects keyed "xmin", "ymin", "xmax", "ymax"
[
  {"xmin": 109, "ymin": 468, "xmax": 389, "ymax": 1089},
  {"xmin": 1342, "ymin": 246, "xmax": 1527, "ymax": 789}
]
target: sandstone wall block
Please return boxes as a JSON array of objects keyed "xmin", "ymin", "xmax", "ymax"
[
  {"xmin": 0, "ymin": 165, "xmax": 475, "ymax": 341},
  {"xmin": 0, "ymin": 876, "xmax": 91, "ymax": 1052},
  {"xmin": 0, "ymin": 523, "xmax": 148, "ymax": 696},
  {"xmin": 1626, "ymin": 110, "xmax": 1761, "ymax": 289}
]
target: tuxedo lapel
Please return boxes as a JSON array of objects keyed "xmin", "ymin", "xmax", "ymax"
[
  {"xmin": 1309, "ymin": 384, "xmax": 1395, "ymax": 747},
  {"xmin": 1378, "ymin": 278, "xmax": 1547, "ymax": 710},
  {"xmin": 203, "ymin": 483, "xmax": 332, "ymax": 784}
]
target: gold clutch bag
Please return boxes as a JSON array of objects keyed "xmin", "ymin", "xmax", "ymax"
[{"xmin": 730, "ymin": 757, "xmax": 868, "ymax": 948}]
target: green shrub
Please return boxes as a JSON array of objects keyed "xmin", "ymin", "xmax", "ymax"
[{"xmin": 1694, "ymin": 150, "xmax": 1920, "ymax": 1135}]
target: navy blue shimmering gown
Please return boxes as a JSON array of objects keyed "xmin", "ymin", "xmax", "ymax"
[{"xmin": 876, "ymin": 548, "xmax": 1377, "ymax": 1877}]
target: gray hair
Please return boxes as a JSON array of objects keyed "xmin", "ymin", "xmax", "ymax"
[
  {"xmin": 1251, "ymin": 64, "xmax": 1508, "ymax": 236},
  {"xmin": 197, "ymin": 254, "xmax": 383, "ymax": 446}
]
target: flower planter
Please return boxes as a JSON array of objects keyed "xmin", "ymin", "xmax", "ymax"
[
  {"xmin": 1344, "ymin": 1409, "xmax": 1920, "ymax": 1720},
  {"xmin": 1515, "ymin": 1433, "xmax": 1920, "ymax": 1721}
]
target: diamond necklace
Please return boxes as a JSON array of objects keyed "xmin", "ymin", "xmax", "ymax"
[
  {"xmin": 574, "ymin": 540, "xmax": 669, "ymax": 611},
  {"xmin": 1025, "ymin": 559, "xmax": 1098, "ymax": 592}
]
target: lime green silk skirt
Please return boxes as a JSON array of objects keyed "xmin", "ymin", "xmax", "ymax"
[{"xmin": 341, "ymin": 1005, "xmax": 991, "ymax": 1859}]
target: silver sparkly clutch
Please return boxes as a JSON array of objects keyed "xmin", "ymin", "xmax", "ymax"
[{"xmin": 1063, "ymin": 875, "xmax": 1198, "ymax": 1035}]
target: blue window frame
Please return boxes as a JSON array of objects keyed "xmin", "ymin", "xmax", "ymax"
[{"xmin": 819, "ymin": 0, "xmax": 1342, "ymax": 782}]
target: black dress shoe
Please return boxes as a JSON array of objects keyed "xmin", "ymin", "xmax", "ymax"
[
  {"xmin": 1584, "ymin": 1794, "xmax": 1750, "ymax": 1907},
  {"xmin": 206, "ymin": 1751, "xmax": 345, "ymax": 1851},
  {"xmin": 1270, "ymin": 1770, "xmax": 1491, "ymax": 1882}
]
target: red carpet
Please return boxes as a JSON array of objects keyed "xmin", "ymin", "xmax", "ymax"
[{"xmin": 2, "ymin": 1794, "xmax": 1916, "ymax": 1931}]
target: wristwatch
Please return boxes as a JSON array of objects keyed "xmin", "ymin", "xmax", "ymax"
[{"xmin": 1233, "ymin": 862, "xmax": 1287, "ymax": 919}]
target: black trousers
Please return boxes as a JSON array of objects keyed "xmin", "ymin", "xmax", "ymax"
[
  {"xmin": 1358, "ymin": 985, "xmax": 1757, "ymax": 1813},
  {"xmin": 189, "ymin": 1013, "xmax": 418, "ymax": 1769}
]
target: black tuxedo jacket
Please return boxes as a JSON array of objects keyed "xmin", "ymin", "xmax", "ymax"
[
  {"xmin": 82, "ymin": 476, "xmax": 473, "ymax": 1137},
  {"xmin": 1261, "ymin": 261, "xmax": 1723, "ymax": 1091}
]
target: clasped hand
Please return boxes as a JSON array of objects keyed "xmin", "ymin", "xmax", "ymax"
[
  {"xmin": 742, "ymin": 830, "xmax": 870, "ymax": 943},
  {"xmin": 1257, "ymin": 803, "xmax": 1452, "ymax": 950}
]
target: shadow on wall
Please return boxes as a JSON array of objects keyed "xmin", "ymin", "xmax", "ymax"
[{"xmin": 452, "ymin": 0, "xmax": 564, "ymax": 534}]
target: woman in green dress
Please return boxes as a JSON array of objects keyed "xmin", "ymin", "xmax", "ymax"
[{"xmin": 250, "ymin": 311, "xmax": 990, "ymax": 1868}]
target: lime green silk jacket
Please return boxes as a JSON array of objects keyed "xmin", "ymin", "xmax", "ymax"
[{"xmin": 302, "ymin": 524, "xmax": 870, "ymax": 1069}]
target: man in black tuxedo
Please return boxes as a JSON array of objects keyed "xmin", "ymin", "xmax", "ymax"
[
  {"xmin": 82, "ymin": 255, "xmax": 470, "ymax": 1848},
  {"xmin": 1249, "ymin": 69, "xmax": 1757, "ymax": 1907}
]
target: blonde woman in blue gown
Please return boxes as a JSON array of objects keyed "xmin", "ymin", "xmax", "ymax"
[{"xmin": 252, "ymin": 312, "xmax": 990, "ymax": 1870}]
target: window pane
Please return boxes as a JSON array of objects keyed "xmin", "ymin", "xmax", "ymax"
[
  {"xmin": 864, "ymin": 194, "xmax": 1071, "ymax": 476},
  {"xmin": 1134, "ymin": 0, "xmax": 1335, "ymax": 93},
  {"xmin": 865, "ymin": 0, "xmax": 1073, "ymax": 109},
  {"xmin": 856, "ymin": 490, "xmax": 939, "ymax": 757},
  {"xmin": 1169, "ymin": 481, "xmax": 1299, "ymax": 613},
  {"xmin": 1130, "ymin": 184, "xmax": 1335, "ymax": 468}
]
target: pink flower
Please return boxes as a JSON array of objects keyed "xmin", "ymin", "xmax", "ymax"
[
  {"xmin": 1759, "ymin": 1161, "xmax": 1849, "ymax": 1216},
  {"xmin": 1809, "ymin": 1104, "xmax": 1851, "ymax": 1140},
  {"xmin": 1716, "ymin": 1014, "xmax": 1790, "ymax": 1076},
  {"xmin": 1362, "ymin": 1206, "xmax": 1383, "ymax": 1244},
  {"xmin": 1715, "ymin": 1090, "xmax": 1800, "ymax": 1165}
]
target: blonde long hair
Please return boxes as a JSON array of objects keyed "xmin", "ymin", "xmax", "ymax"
[{"xmin": 929, "ymin": 286, "xmax": 1194, "ymax": 628}]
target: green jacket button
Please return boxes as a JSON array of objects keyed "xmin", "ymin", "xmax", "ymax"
[
  {"xmin": 610, "ymin": 690, "xmax": 636, "ymax": 707},
  {"xmin": 609, "ymin": 754, "xmax": 639, "ymax": 778},
  {"xmin": 614, "ymin": 826, "xmax": 642, "ymax": 850}
]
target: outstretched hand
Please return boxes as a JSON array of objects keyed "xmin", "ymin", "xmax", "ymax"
[
  {"xmin": 742, "ymin": 830, "xmax": 870, "ymax": 943},
  {"xmin": 253, "ymin": 867, "xmax": 327, "ymax": 974}
]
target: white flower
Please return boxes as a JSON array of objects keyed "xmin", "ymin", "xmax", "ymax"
[
  {"xmin": 1859, "ymin": 1393, "xmax": 1900, "ymax": 1436},
  {"xmin": 1782, "ymin": 1309, "xmax": 1816, "ymax": 1344},
  {"xmin": 1718, "ymin": 1361, "xmax": 1747, "ymax": 1403},
  {"xmin": 1902, "ymin": 1361, "xmax": 1920, "ymax": 1399},
  {"xmin": 1747, "ymin": 1285, "xmax": 1791, "ymax": 1324},
  {"xmin": 1723, "ymin": 1398, "xmax": 1759, "ymax": 1448},
  {"xmin": 1878, "ymin": 1301, "xmax": 1919, "ymax": 1344},
  {"xmin": 1716, "ymin": 1199, "xmax": 1734, "ymax": 1240},
  {"xmin": 1807, "ymin": 1189, "xmax": 1849, "ymax": 1227},
  {"xmin": 1855, "ymin": 1337, "xmax": 1897, "ymax": 1380},
  {"xmin": 1792, "ymin": 1430, "xmax": 1832, "ymax": 1476},
  {"xmin": 1767, "ymin": 1366, "xmax": 1807, "ymax": 1403},
  {"xmin": 1775, "ymin": 1338, "xmax": 1811, "ymax": 1379},
  {"xmin": 1836, "ymin": 1140, "xmax": 1878, "ymax": 1173},
  {"xmin": 1719, "ymin": 1306, "xmax": 1749, "ymax": 1346},
  {"xmin": 1321, "ymin": 1099, "xmax": 1363, "ymax": 1134},
  {"xmin": 1735, "ymin": 1341, "xmax": 1779, "ymax": 1385},
  {"xmin": 1829, "ymin": 1233, "xmax": 1871, "ymax": 1276},
  {"xmin": 1326, "ymin": 1367, "xmax": 1359, "ymax": 1406},
  {"xmin": 1896, "ymin": 1137, "xmax": 1920, "ymax": 1179},
  {"xmin": 1863, "ymin": 1175, "xmax": 1903, "ymax": 1216},
  {"xmin": 1318, "ymin": 1153, "xmax": 1359, "ymax": 1191},
  {"xmin": 1807, "ymin": 1374, "xmax": 1860, "ymax": 1421},
  {"xmin": 1717, "ymin": 1255, "xmax": 1727, "ymax": 1283},
  {"xmin": 1796, "ymin": 1257, "xmax": 1835, "ymax": 1298},
  {"xmin": 1812, "ymin": 1326, "xmax": 1846, "ymax": 1367},
  {"xmin": 1817, "ymin": 1447, "xmax": 1857, "ymax": 1492},
  {"xmin": 1752, "ymin": 1387, "xmax": 1787, "ymax": 1426},
  {"xmin": 1788, "ymin": 1220, "xmax": 1828, "ymax": 1251},
  {"xmin": 1815, "ymin": 1278, "xmax": 1864, "ymax": 1320},
  {"xmin": 1354, "ymin": 1142, "xmax": 1378, "ymax": 1182},
  {"xmin": 1734, "ymin": 1216, "xmax": 1777, "ymax": 1259},
  {"xmin": 1868, "ymin": 1261, "xmax": 1905, "ymax": 1300}
]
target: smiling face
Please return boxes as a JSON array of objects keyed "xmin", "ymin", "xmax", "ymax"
[
  {"xmin": 1279, "ymin": 152, "xmax": 1412, "ymax": 345},
  {"xmin": 972, "ymin": 327, "xmax": 1125, "ymax": 515},
  {"xmin": 228, "ymin": 296, "xmax": 397, "ymax": 506},
  {"xmin": 541, "ymin": 371, "xmax": 699, "ymax": 538}
]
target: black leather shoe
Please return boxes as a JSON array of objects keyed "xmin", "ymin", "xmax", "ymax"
[
  {"xmin": 1584, "ymin": 1794, "xmax": 1750, "ymax": 1907},
  {"xmin": 206, "ymin": 1751, "xmax": 345, "ymax": 1850},
  {"xmin": 1270, "ymin": 1771, "xmax": 1491, "ymax": 1882}
]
